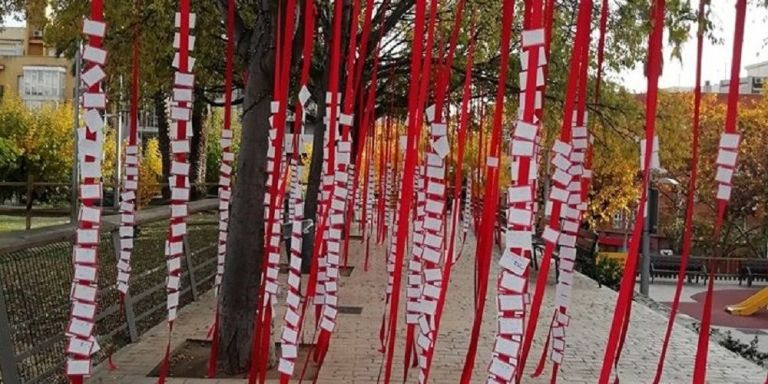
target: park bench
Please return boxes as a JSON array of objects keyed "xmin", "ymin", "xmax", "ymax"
[
  {"xmin": 739, "ymin": 259, "xmax": 768, "ymax": 287},
  {"xmin": 650, "ymin": 254, "xmax": 706, "ymax": 284}
]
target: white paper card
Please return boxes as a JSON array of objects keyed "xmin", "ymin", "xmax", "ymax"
[
  {"xmin": 719, "ymin": 133, "xmax": 740, "ymax": 149},
  {"xmin": 522, "ymin": 28, "xmax": 545, "ymax": 47},
  {"xmin": 82, "ymin": 45, "xmax": 107, "ymax": 65}
]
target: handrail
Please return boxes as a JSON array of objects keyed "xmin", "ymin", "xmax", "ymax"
[{"xmin": 0, "ymin": 198, "xmax": 218, "ymax": 253}]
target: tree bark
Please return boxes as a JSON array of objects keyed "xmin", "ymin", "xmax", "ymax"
[
  {"xmin": 217, "ymin": 1, "xmax": 277, "ymax": 375},
  {"xmin": 155, "ymin": 92, "xmax": 171, "ymax": 200},
  {"xmin": 189, "ymin": 87, "xmax": 208, "ymax": 199},
  {"xmin": 299, "ymin": 75, "xmax": 328, "ymax": 273}
]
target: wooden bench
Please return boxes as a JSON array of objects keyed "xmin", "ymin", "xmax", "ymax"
[
  {"xmin": 739, "ymin": 259, "xmax": 768, "ymax": 287},
  {"xmin": 650, "ymin": 255, "xmax": 706, "ymax": 284}
]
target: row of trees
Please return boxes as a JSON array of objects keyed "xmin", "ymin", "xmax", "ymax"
[{"xmin": 0, "ymin": 96, "xmax": 163, "ymax": 205}]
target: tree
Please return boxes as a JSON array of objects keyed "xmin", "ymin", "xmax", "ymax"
[{"xmin": 0, "ymin": 96, "xmax": 74, "ymax": 181}]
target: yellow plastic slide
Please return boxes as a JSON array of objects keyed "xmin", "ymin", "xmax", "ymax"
[{"xmin": 725, "ymin": 287, "xmax": 768, "ymax": 316}]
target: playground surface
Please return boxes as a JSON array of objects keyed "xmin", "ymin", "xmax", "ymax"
[
  {"xmin": 90, "ymin": 235, "xmax": 767, "ymax": 383},
  {"xmin": 648, "ymin": 278, "xmax": 768, "ymax": 353}
]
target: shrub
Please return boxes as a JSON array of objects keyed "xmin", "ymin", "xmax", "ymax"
[
  {"xmin": 138, "ymin": 138, "xmax": 163, "ymax": 206},
  {"xmin": 719, "ymin": 331, "xmax": 768, "ymax": 367}
]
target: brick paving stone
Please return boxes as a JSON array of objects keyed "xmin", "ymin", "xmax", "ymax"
[{"xmin": 91, "ymin": 232, "xmax": 767, "ymax": 383}]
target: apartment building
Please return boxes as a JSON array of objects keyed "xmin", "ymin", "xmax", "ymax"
[{"xmin": 0, "ymin": 25, "xmax": 75, "ymax": 108}]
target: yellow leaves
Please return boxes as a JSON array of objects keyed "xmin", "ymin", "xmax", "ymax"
[
  {"xmin": 0, "ymin": 96, "xmax": 74, "ymax": 182},
  {"xmin": 138, "ymin": 138, "xmax": 163, "ymax": 207},
  {"xmin": 585, "ymin": 89, "xmax": 768, "ymax": 244},
  {"xmin": 102, "ymin": 130, "xmax": 117, "ymax": 183}
]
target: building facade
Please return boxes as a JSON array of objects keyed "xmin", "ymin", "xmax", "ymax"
[
  {"xmin": 706, "ymin": 60, "xmax": 768, "ymax": 95},
  {"xmin": 0, "ymin": 26, "xmax": 75, "ymax": 108}
]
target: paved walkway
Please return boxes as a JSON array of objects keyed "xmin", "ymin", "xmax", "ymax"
[{"xmin": 91, "ymin": 234, "xmax": 767, "ymax": 383}]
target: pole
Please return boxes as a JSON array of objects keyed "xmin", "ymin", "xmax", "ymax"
[
  {"xmin": 71, "ymin": 42, "xmax": 82, "ymax": 223},
  {"xmin": 25, "ymin": 174, "xmax": 33, "ymax": 230},
  {"xmin": 0, "ymin": 282, "xmax": 21, "ymax": 384},
  {"xmin": 115, "ymin": 76, "xmax": 123, "ymax": 210},
  {"xmin": 641, "ymin": 181, "xmax": 651, "ymax": 296}
]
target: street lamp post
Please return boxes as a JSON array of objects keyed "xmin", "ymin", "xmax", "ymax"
[
  {"xmin": 640, "ymin": 185, "xmax": 652, "ymax": 296},
  {"xmin": 640, "ymin": 174, "xmax": 679, "ymax": 296}
]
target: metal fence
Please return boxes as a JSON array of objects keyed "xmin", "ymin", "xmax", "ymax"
[{"xmin": 0, "ymin": 202, "xmax": 218, "ymax": 384}]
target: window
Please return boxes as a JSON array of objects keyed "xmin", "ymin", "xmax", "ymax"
[
  {"xmin": 0, "ymin": 40, "xmax": 23, "ymax": 56},
  {"xmin": 139, "ymin": 104, "xmax": 160, "ymax": 134},
  {"xmin": 20, "ymin": 66, "xmax": 66, "ymax": 108},
  {"xmin": 612, "ymin": 211, "xmax": 625, "ymax": 230}
]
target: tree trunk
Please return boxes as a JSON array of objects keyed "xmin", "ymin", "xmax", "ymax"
[
  {"xmin": 217, "ymin": 2, "xmax": 277, "ymax": 374},
  {"xmin": 300, "ymin": 85, "xmax": 327, "ymax": 273},
  {"xmin": 155, "ymin": 92, "xmax": 171, "ymax": 200},
  {"xmin": 189, "ymin": 87, "xmax": 208, "ymax": 199}
]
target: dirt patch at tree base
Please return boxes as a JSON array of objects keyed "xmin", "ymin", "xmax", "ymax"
[{"xmin": 147, "ymin": 339, "xmax": 318, "ymax": 380}]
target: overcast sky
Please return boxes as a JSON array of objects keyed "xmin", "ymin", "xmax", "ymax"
[{"xmin": 618, "ymin": 1, "xmax": 768, "ymax": 92}]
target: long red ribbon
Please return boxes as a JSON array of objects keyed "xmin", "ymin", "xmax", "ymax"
[
  {"xmin": 403, "ymin": 2, "xmax": 469, "ymax": 380},
  {"xmin": 157, "ymin": 1, "xmax": 191, "ymax": 382},
  {"xmin": 340, "ymin": 0, "xmax": 362, "ymax": 269},
  {"xmin": 207, "ymin": 0, "xmax": 235, "ymax": 378},
  {"xmin": 380, "ymin": 0, "xmax": 427, "ymax": 381},
  {"xmin": 594, "ymin": 0, "xmax": 609, "ymax": 102},
  {"xmin": 347, "ymin": 0, "xmax": 379, "ymax": 242},
  {"xmin": 692, "ymin": 1, "xmax": 747, "ymax": 382},
  {"xmin": 250, "ymin": 0, "xmax": 298, "ymax": 382},
  {"xmin": 404, "ymin": 0, "xmax": 440, "ymax": 378},
  {"xmin": 650, "ymin": 2, "xmax": 706, "ymax": 383},
  {"xmin": 68, "ymin": 1, "xmax": 103, "ymax": 382},
  {"xmin": 458, "ymin": 1, "xmax": 515, "ymax": 382},
  {"xmin": 548, "ymin": 20, "xmax": 592, "ymax": 382},
  {"xmin": 304, "ymin": 0, "xmax": 344, "ymax": 374},
  {"xmin": 519, "ymin": 0, "xmax": 586, "ymax": 374},
  {"xmin": 597, "ymin": 1, "xmax": 664, "ymax": 382},
  {"xmin": 421, "ymin": 19, "xmax": 477, "ymax": 384},
  {"xmin": 276, "ymin": 5, "xmax": 315, "ymax": 382}
]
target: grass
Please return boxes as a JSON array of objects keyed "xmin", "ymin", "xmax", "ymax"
[
  {"xmin": 0, "ymin": 212, "xmax": 218, "ymax": 383},
  {"xmin": 0, "ymin": 215, "xmax": 71, "ymax": 232}
]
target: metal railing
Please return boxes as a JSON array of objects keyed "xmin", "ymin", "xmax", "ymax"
[
  {"xmin": 0, "ymin": 180, "xmax": 221, "ymax": 231},
  {"xmin": 0, "ymin": 200, "xmax": 218, "ymax": 384}
]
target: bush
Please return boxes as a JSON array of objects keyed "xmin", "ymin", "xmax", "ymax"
[
  {"xmin": 138, "ymin": 138, "xmax": 163, "ymax": 206},
  {"xmin": 594, "ymin": 258, "xmax": 624, "ymax": 290},
  {"xmin": 719, "ymin": 331, "xmax": 768, "ymax": 367},
  {"xmin": 0, "ymin": 96, "xmax": 74, "ymax": 184}
]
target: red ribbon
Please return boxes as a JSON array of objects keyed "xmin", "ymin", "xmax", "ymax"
[
  {"xmin": 520, "ymin": 0, "xmax": 593, "ymax": 376},
  {"xmin": 340, "ymin": 0, "xmax": 361, "ymax": 268},
  {"xmin": 380, "ymin": 0, "xmax": 428, "ymax": 381},
  {"xmin": 458, "ymin": 2, "xmax": 515, "ymax": 382},
  {"xmin": 249, "ymin": 0, "xmax": 298, "ymax": 382},
  {"xmin": 594, "ymin": 0, "xmax": 609, "ymax": 102},
  {"xmin": 157, "ymin": 0, "xmax": 192, "ymax": 382},
  {"xmin": 67, "ymin": 1, "xmax": 104, "ymax": 382},
  {"xmin": 651, "ymin": 2, "xmax": 706, "ymax": 383},
  {"xmin": 692, "ymin": 1, "xmax": 747, "ymax": 382},
  {"xmin": 305, "ymin": 0, "xmax": 344, "ymax": 375},
  {"xmin": 598, "ymin": 1, "xmax": 664, "ymax": 382},
  {"xmin": 421, "ymin": 19, "xmax": 477, "ymax": 384},
  {"xmin": 548, "ymin": 34, "xmax": 592, "ymax": 383}
]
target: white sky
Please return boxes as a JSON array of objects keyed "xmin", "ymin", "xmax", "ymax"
[
  {"xmin": 617, "ymin": 1, "xmax": 768, "ymax": 92},
  {"xmin": 1, "ymin": 13, "xmax": 24, "ymax": 27}
]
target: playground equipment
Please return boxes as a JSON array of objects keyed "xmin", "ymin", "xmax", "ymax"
[{"xmin": 725, "ymin": 287, "xmax": 768, "ymax": 316}]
